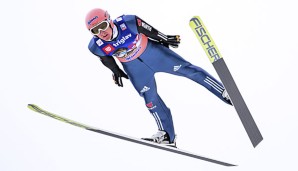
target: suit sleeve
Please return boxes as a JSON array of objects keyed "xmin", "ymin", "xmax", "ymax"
[
  {"xmin": 135, "ymin": 16, "xmax": 180, "ymax": 48},
  {"xmin": 97, "ymin": 55, "xmax": 122, "ymax": 74},
  {"xmin": 88, "ymin": 39, "xmax": 122, "ymax": 74},
  {"xmin": 135, "ymin": 16, "xmax": 168, "ymax": 42}
]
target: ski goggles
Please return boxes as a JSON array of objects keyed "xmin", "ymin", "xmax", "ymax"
[{"xmin": 89, "ymin": 20, "xmax": 109, "ymax": 35}]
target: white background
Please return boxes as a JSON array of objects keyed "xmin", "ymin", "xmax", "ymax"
[{"xmin": 1, "ymin": 0, "xmax": 297, "ymax": 170}]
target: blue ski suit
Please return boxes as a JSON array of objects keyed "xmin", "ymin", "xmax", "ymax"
[{"xmin": 88, "ymin": 15, "xmax": 231, "ymax": 142}]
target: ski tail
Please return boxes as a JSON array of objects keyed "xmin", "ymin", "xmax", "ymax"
[{"xmin": 189, "ymin": 16, "xmax": 263, "ymax": 147}]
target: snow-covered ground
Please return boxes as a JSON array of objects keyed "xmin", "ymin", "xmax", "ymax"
[{"xmin": 1, "ymin": 0, "xmax": 297, "ymax": 170}]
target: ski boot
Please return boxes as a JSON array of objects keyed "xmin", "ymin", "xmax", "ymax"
[
  {"xmin": 142, "ymin": 130, "xmax": 176, "ymax": 148},
  {"xmin": 222, "ymin": 89, "xmax": 232, "ymax": 105}
]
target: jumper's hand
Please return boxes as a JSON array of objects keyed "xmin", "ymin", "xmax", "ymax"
[
  {"xmin": 165, "ymin": 35, "xmax": 180, "ymax": 48},
  {"xmin": 112, "ymin": 69, "xmax": 129, "ymax": 87}
]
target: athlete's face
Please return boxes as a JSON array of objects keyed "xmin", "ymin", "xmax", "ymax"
[{"xmin": 97, "ymin": 26, "xmax": 113, "ymax": 41}]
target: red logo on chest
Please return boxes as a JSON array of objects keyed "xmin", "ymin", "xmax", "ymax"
[{"xmin": 102, "ymin": 44, "xmax": 115, "ymax": 54}]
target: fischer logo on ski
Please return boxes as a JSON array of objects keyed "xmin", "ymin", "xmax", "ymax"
[{"xmin": 189, "ymin": 17, "xmax": 222, "ymax": 63}]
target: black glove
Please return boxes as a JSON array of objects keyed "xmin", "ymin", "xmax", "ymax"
[
  {"xmin": 112, "ymin": 68, "xmax": 129, "ymax": 87},
  {"xmin": 164, "ymin": 35, "xmax": 181, "ymax": 48}
]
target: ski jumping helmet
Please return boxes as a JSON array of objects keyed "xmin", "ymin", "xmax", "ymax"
[{"xmin": 85, "ymin": 8, "xmax": 114, "ymax": 32}]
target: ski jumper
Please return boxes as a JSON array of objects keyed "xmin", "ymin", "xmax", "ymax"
[{"xmin": 88, "ymin": 15, "xmax": 230, "ymax": 142}]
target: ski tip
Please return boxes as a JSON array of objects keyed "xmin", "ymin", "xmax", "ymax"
[
  {"xmin": 189, "ymin": 16, "xmax": 203, "ymax": 28},
  {"xmin": 27, "ymin": 103, "xmax": 34, "ymax": 107},
  {"xmin": 189, "ymin": 16, "xmax": 201, "ymax": 21},
  {"xmin": 27, "ymin": 104, "xmax": 38, "ymax": 111}
]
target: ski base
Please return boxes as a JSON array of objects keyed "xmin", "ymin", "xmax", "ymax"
[
  {"xmin": 27, "ymin": 104, "xmax": 236, "ymax": 167},
  {"xmin": 213, "ymin": 58, "xmax": 263, "ymax": 147}
]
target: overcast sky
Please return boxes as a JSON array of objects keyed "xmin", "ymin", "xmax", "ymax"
[{"xmin": 1, "ymin": 0, "xmax": 298, "ymax": 170}]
